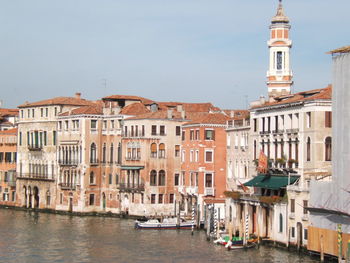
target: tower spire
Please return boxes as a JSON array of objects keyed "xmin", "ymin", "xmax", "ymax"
[{"xmin": 266, "ymin": 0, "xmax": 293, "ymax": 98}]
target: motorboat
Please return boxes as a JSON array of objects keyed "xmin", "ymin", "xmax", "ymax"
[{"xmin": 135, "ymin": 217, "xmax": 195, "ymax": 229}]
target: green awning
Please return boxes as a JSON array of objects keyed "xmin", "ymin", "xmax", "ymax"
[
  {"xmin": 121, "ymin": 165, "xmax": 144, "ymax": 170},
  {"xmin": 244, "ymin": 174, "xmax": 299, "ymax": 190}
]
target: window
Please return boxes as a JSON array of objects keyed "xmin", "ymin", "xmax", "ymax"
[
  {"xmin": 276, "ymin": 51, "xmax": 282, "ymax": 70},
  {"xmin": 169, "ymin": 194, "xmax": 174, "ymax": 204},
  {"xmin": 58, "ymin": 121, "xmax": 62, "ymax": 130},
  {"xmin": 174, "ymin": 173, "xmax": 179, "ymax": 186},
  {"xmin": 53, "ymin": 131, "xmax": 57, "ymax": 146},
  {"xmin": 158, "ymin": 194, "xmax": 163, "ymax": 204},
  {"xmin": 304, "ymin": 229, "xmax": 308, "ymax": 240},
  {"xmin": 325, "ymin": 137, "xmax": 332, "ymax": 161},
  {"xmin": 111, "ymin": 120, "xmax": 115, "ymax": 129},
  {"xmin": 65, "ymin": 120, "xmax": 69, "ymax": 130},
  {"xmin": 190, "ymin": 130, "xmax": 194, "ymax": 140},
  {"xmin": 159, "ymin": 125, "xmax": 165, "ymax": 135},
  {"xmin": 124, "ymin": 126, "xmax": 128, "ymax": 136},
  {"xmin": 60, "ymin": 193, "xmax": 63, "ymax": 204},
  {"xmin": 290, "ymin": 199, "xmax": 295, "ymax": 213},
  {"xmin": 32, "ymin": 109, "xmax": 35, "ymax": 118},
  {"xmin": 141, "ymin": 193, "xmax": 144, "ymax": 204},
  {"xmin": 306, "ymin": 112, "xmax": 311, "ymax": 128},
  {"xmin": 142, "ymin": 125, "xmax": 145, "ymax": 136},
  {"xmin": 110, "ymin": 143, "xmax": 114, "ymax": 163},
  {"xmin": 89, "ymin": 172, "xmax": 95, "ymax": 184},
  {"xmin": 176, "ymin": 126, "xmax": 181, "ymax": 136},
  {"xmin": 181, "ymin": 150, "xmax": 185, "ymax": 162},
  {"xmin": 306, "ymin": 137, "xmax": 311, "ymax": 162},
  {"xmin": 205, "ymin": 150, "xmax": 213, "ymax": 163},
  {"xmin": 205, "ymin": 173, "xmax": 213, "ymax": 187},
  {"xmin": 325, "ymin": 111, "xmax": 332, "ymax": 128},
  {"xmin": 195, "ymin": 130, "xmax": 199, "ymax": 140},
  {"xmin": 45, "ymin": 108, "xmax": 48, "ymax": 117},
  {"xmin": 115, "ymin": 174, "xmax": 119, "ymax": 184},
  {"xmin": 204, "ymin": 130, "xmax": 215, "ymax": 140},
  {"xmin": 175, "ymin": 145, "xmax": 180, "ymax": 157},
  {"xmin": 135, "ymin": 125, "xmax": 138, "ymax": 137},
  {"xmin": 109, "ymin": 174, "xmax": 112, "ymax": 184},
  {"xmin": 158, "ymin": 170, "xmax": 166, "ymax": 186},
  {"xmin": 195, "ymin": 150, "xmax": 199, "ymax": 162},
  {"xmin": 19, "ymin": 132, "xmax": 22, "ymax": 146},
  {"xmin": 150, "ymin": 170, "xmax": 157, "ymax": 186},
  {"xmin": 254, "ymin": 119, "xmax": 257, "ymax": 132},
  {"xmin": 150, "ymin": 143, "xmax": 157, "ymax": 158},
  {"xmin": 303, "ymin": 200, "xmax": 308, "ymax": 214},
  {"xmin": 182, "ymin": 131, "xmax": 185, "ymax": 141},
  {"xmin": 89, "ymin": 194, "xmax": 95, "ymax": 205},
  {"xmin": 279, "ymin": 213, "xmax": 283, "ymax": 233},
  {"xmin": 190, "ymin": 150, "xmax": 194, "ymax": 162},
  {"xmin": 90, "ymin": 143, "xmax": 97, "ymax": 163},
  {"xmin": 151, "ymin": 125, "xmax": 157, "ymax": 135},
  {"xmin": 159, "ymin": 143, "xmax": 165, "ymax": 158},
  {"xmin": 102, "ymin": 144, "xmax": 106, "ymax": 163},
  {"xmin": 291, "ymin": 227, "xmax": 295, "ymax": 238},
  {"xmin": 103, "ymin": 120, "xmax": 107, "ymax": 130},
  {"xmin": 91, "ymin": 120, "xmax": 97, "ymax": 130},
  {"xmin": 151, "ymin": 194, "xmax": 156, "ymax": 204}
]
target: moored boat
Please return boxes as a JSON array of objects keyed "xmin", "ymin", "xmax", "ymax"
[{"xmin": 135, "ymin": 218, "xmax": 195, "ymax": 229}]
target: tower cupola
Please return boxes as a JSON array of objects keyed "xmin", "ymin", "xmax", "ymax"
[{"xmin": 267, "ymin": 0, "xmax": 293, "ymax": 98}]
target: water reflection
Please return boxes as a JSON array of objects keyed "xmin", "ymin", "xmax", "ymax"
[{"xmin": 0, "ymin": 209, "xmax": 317, "ymax": 263}]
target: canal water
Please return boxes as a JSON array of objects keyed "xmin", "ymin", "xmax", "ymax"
[{"xmin": 0, "ymin": 209, "xmax": 317, "ymax": 263}]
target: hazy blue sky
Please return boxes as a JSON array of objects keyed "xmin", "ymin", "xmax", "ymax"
[{"xmin": 0, "ymin": 0, "xmax": 349, "ymax": 109}]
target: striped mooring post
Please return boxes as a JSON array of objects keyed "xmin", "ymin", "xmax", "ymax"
[
  {"xmin": 244, "ymin": 214, "xmax": 249, "ymax": 245},
  {"xmin": 191, "ymin": 205, "xmax": 195, "ymax": 235},
  {"xmin": 338, "ymin": 224, "xmax": 342, "ymax": 261}
]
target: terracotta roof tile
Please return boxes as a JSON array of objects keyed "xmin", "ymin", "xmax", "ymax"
[
  {"xmin": 59, "ymin": 105, "xmax": 103, "ymax": 116},
  {"xmin": 0, "ymin": 108, "xmax": 19, "ymax": 117},
  {"xmin": 0, "ymin": 128, "xmax": 17, "ymax": 134},
  {"xmin": 328, "ymin": 46, "xmax": 350, "ymax": 54},
  {"xmin": 119, "ymin": 102, "xmax": 150, "ymax": 115},
  {"xmin": 185, "ymin": 112, "xmax": 230, "ymax": 125},
  {"xmin": 125, "ymin": 110, "xmax": 183, "ymax": 120},
  {"xmin": 102, "ymin": 95, "xmax": 155, "ymax": 105},
  {"xmin": 157, "ymin": 102, "xmax": 218, "ymax": 112},
  {"xmin": 252, "ymin": 85, "xmax": 332, "ymax": 109},
  {"xmin": 18, "ymin": 97, "xmax": 95, "ymax": 108}
]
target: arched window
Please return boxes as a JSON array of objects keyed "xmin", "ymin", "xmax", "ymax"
[
  {"xmin": 158, "ymin": 170, "xmax": 166, "ymax": 186},
  {"xmin": 150, "ymin": 170, "xmax": 157, "ymax": 186},
  {"xmin": 159, "ymin": 143, "xmax": 165, "ymax": 158},
  {"xmin": 110, "ymin": 143, "xmax": 114, "ymax": 163},
  {"xmin": 89, "ymin": 172, "xmax": 95, "ymax": 184},
  {"xmin": 279, "ymin": 213, "xmax": 283, "ymax": 233},
  {"xmin": 325, "ymin": 137, "xmax": 332, "ymax": 161},
  {"xmin": 90, "ymin": 143, "xmax": 97, "ymax": 163},
  {"xmin": 102, "ymin": 143, "xmax": 106, "ymax": 163},
  {"xmin": 306, "ymin": 137, "xmax": 311, "ymax": 161},
  {"xmin": 115, "ymin": 174, "xmax": 119, "ymax": 184},
  {"xmin": 151, "ymin": 143, "xmax": 157, "ymax": 158},
  {"xmin": 117, "ymin": 143, "xmax": 121, "ymax": 164}
]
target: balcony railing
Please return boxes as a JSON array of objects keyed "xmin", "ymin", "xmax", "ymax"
[
  {"xmin": 125, "ymin": 156, "xmax": 141, "ymax": 161},
  {"xmin": 59, "ymin": 183, "xmax": 76, "ymax": 190},
  {"xmin": 90, "ymin": 159, "xmax": 99, "ymax": 166},
  {"xmin": 205, "ymin": 187, "xmax": 215, "ymax": 196},
  {"xmin": 58, "ymin": 159, "xmax": 79, "ymax": 166},
  {"xmin": 186, "ymin": 186, "xmax": 198, "ymax": 195},
  {"xmin": 28, "ymin": 145, "xmax": 42, "ymax": 151},
  {"xmin": 118, "ymin": 183, "xmax": 145, "ymax": 192},
  {"xmin": 17, "ymin": 173, "xmax": 54, "ymax": 181}
]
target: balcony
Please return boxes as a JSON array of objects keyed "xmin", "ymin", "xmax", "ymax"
[
  {"xmin": 125, "ymin": 156, "xmax": 141, "ymax": 161},
  {"xmin": 58, "ymin": 159, "xmax": 79, "ymax": 166},
  {"xmin": 59, "ymin": 183, "xmax": 76, "ymax": 190},
  {"xmin": 205, "ymin": 187, "xmax": 215, "ymax": 196},
  {"xmin": 118, "ymin": 183, "xmax": 145, "ymax": 192},
  {"xmin": 90, "ymin": 159, "xmax": 99, "ymax": 166},
  {"xmin": 28, "ymin": 144, "xmax": 42, "ymax": 151},
  {"xmin": 17, "ymin": 173, "xmax": 54, "ymax": 182},
  {"xmin": 186, "ymin": 186, "xmax": 198, "ymax": 195},
  {"xmin": 286, "ymin": 128, "xmax": 299, "ymax": 134}
]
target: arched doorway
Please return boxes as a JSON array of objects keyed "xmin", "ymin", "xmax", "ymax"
[
  {"xmin": 297, "ymin": 222, "xmax": 303, "ymax": 250},
  {"xmin": 69, "ymin": 192, "xmax": 73, "ymax": 212},
  {"xmin": 33, "ymin": 186, "xmax": 39, "ymax": 208},
  {"xmin": 23, "ymin": 186, "xmax": 27, "ymax": 207},
  {"xmin": 102, "ymin": 192, "xmax": 106, "ymax": 210},
  {"xmin": 122, "ymin": 194, "xmax": 129, "ymax": 214},
  {"xmin": 28, "ymin": 186, "xmax": 32, "ymax": 208}
]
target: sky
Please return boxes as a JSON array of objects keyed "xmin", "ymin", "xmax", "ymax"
[{"xmin": 0, "ymin": 0, "xmax": 349, "ymax": 110}]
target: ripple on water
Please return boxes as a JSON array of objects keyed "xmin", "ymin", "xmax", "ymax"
[{"xmin": 0, "ymin": 209, "xmax": 318, "ymax": 263}]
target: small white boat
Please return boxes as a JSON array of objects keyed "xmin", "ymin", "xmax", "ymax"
[{"xmin": 135, "ymin": 218, "xmax": 195, "ymax": 229}]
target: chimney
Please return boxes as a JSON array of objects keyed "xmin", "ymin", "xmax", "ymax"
[
  {"xmin": 181, "ymin": 110, "xmax": 186, "ymax": 119},
  {"xmin": 75, "ymin": 92, "xmax": 81, "ymax": 99},
  {"xmin": 177, "ymin": 104, "xmax": 183, "ymax": 112},
  {"xmin": 167, "ymin": 109, "xmax": 173, "ymax": 119},
  {"xmin": 259, "ymin": 95, "xmax": 266, "ymax": 105}
]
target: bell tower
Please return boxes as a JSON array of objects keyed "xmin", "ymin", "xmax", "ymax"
[{"xmin": 267, "ymin": 0, "xmax": 293, "ymax": 98}]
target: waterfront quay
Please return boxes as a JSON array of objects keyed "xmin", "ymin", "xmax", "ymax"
[{"xmin": 0, "ymin": 209, "xmax": 317, "ymax": 263}]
